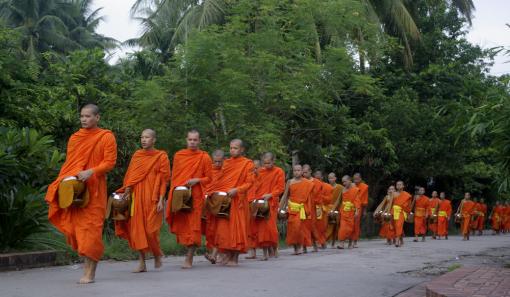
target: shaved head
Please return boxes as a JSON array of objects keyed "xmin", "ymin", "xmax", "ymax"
[
  {"xmin": 212, "ymin": 149, "xmax": 225, "ymax": 158},
  {"xmin": 261, "ymin": 152, "xmax": 275, "ymax": 161},
  {"xmin": 80, "ymin": 103, "xmax": 100, "ymax": 115},
  {"xmin": 141, "ymin": 129, "xmax": 156, "ymax": 149},
  {"xmin": 142, "ymin": 128, "xmax": 156, "ymax": 138},
  {"xmin": 230, "ymin": 139, "xmax": 245, "ymax": 157}
]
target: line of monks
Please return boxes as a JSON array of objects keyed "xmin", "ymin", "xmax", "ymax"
[{"xmin": 45, "ymin": 104, "xmax": 510, "ymax": 284}]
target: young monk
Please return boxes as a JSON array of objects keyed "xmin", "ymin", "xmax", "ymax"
[
  {"xmin": 469, "ymin": 198, "xmax": 481, "ymax": 236},
  {"xmin": 209, "ymin": 139, "xmax": 254, "ymax": 266},
  {"xmin": 374, "ymin": 186, "xmax": 396, "ymax": 245},
  {"xmin": 437, "ymin": 192, "xmax": 452, "ymax": 240},
  {"xmin": 45, "ymin": 104, "xmax": 117, "ymax": 284},
  {"xmin": 392, "ymin": 181, "xmax": 412, "ymax": 247},
  {"xmin": 332, "ymin": 175, "xmax": 360, "ymax": 249},
  {"xmin": 302, "ymin": 165, "xmax": 326, "ymax": 252},
  {"xmin": 246, "ymin": 160, "xmax": 262, "ymax": 259},
  {"xmin": 166, "ymin": 129, "xmax": 212, "ymax": 268},
  {"xmin": 352, "ymin": 173, "xmax": 368, "ymax": 248},
  {"xmin": 313, "ymin": 170, "xmax": 331, "ymax": 249},
  {"xmin": 325, "ymin": 173, "xmax": 343, "ymax": 247},
  {"xmin": 489, "ymin": 201, "xmax": 503, "ymax": 235},
  {"xmin": 115, "ymin": 129, "xmax": 170, "ymax": 272},
  {"xmin": 279, "ymin": 164, "xmax": 314, "ymax": 255},
  {"xmin": 251, "ymin": 152, "xmax": 285, "ymax": 260},
  {"xmin": 456, "ymin": 192, "xmax": 475, "ymax": 241},
  {"xmin": 427, "ymin": 190, "xmax": 440, "ymax": 239},
  {"xmin": 477, "ymin": 198, "xmax": 487, "ymax": 235},
  {"xmin": 413, "ymin": 187, "xmax": 429, "ymax": 242},
  {"xmin": 204, "ymin": 149, "xmax": 225, "ymax": 263}
]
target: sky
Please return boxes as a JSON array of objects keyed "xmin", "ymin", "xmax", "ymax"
[{"xmin": 94, "ymin": 0, "xmax": 510, "ymax": 75}]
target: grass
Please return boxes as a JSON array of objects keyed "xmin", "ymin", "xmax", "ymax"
[{"xmin": 447, "ymin": 263, "xmax": 462, "ymax": 272}]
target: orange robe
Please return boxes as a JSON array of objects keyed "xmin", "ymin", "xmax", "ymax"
[
  {"xmin": 392, "ymin": 191, "xmax": 412, "ymax": 238},
  {"xmin": 286, "ymin": 179, "xmax": 314, "ymax": 247},
  {"xmin": 376, "ymin": 195, "xmax": 395, "ymax": 240},
  {"xmin": 470, "ymin": 202, "xmax": 481, "ymax": 230},
  {"xmin": 45, "ymin": 128, "xmax": 117, "ymax": 261},
  {"xmin": 353, "ymin": 182, "xmax": 368, "ymax": 241},
  {"xmin": 460, "ymin": 200, "xmax": 475, "ymax": 236},
  {"xmin": 477, "ymin": 203, "xmax": 487, "ymax": 231},
  {"xmin": 115, "ymin": 149, "xmax": 170, "ymax": 255},
  {"xmin": 308, "ymin": 178, "xmax": 326, "ymax": 245},
  {"xmin": 166, "ymin": 149, "xmax": 212, "ymax": 246},
  {"xmin": 246, "ymin": 174, "xmax": 260, "ymax": 250},
  {"xmin": 504, "ymin": 206, "xmax": 510, "ymax": 232},
  {"xmin": 315, "ymin": 181, "xmax": 331, "ymax": 243},
  {"xmin": 437, "ymin": 199, "xmax": 452, "ymax": 236},
  {"xmin": 491, "ymin": 205, "xmax": 504, "ymax": 232},
  {"xmin": 326, "ymin": 184, "xmax": 343, "ymax": 241},
  {"xmin": 253, "ymin": 166, "xmax": 285, "ymax": 248},
  {"xmin": 427, "ymin": 197, "xmax": 440, "ymax": 234},
  {"xmin": 414, "ymin": 195, "xmax": 429, "ymax": 236},
  {"xmin": 209, "ymin": 156, "xmax": 253, "ymax": 252},
  {"xmin": 204, "ymin": 166, "xmax": 222, "ymax": 249},
  {"xmin": 338, "ymin": 186, "xmax": 361, "ymax": 241}
]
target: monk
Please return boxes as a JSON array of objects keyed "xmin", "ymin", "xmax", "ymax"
[
  {"xmin": 352, "ymin": 173, "xmax": 368, "ymax": 248},
  {"xmin": 209, "ymin": 139, "xmax": 254, "ymax": 266},
  {"xmin": 45, "ymin": 104, "xmax": 117, "ymax": 284},
  {"xmin": 246, "ymin": 160, "xmax": 262, "ymax": 259},
  {"xmin": 325, "ymin": 173, "xmax": 343, "ymax": 247},
  {"xmin": 504, "ymin": 201, "xmax": 510, "ymax": 233},
  {"xmin": 302, "ymin": 165, "xmax": 326, "ymax": 252},
  {"xmin": 279, "ymin": 164, "xmax": 314, "ymax": 255},
  {"xmin": 413, "ymin": 187, "xmax": 429, "ymax": 242},
  {"xmin": 456, "ymin": 192, "xmax": 475, "ymax": 241},
  {"xmin": 392, "ymin": 181, "xmax": 412, "ymax": 247},
  {"xmin": 332, "ymin": 175, "xmax": 360, "ymax": 249},
  {"xmin": 204, "ymin": 149, "xmax": 225, "ymax": 263},
  {"xmin": 374, "ymin": 186, "xmax": 396, "ymax": 245},
  {"xmin": 476, "ymin": 198, "xmax": 487, "ymax": 235},
  {"xmin": 427, "ymin": 191, "xmax": 440, "ymax": 239},
  {"xmin": 489, "ymin": 201, "xmax": 503, "ymax": 235},
  {"xmin": 115, "ymin": 129, "xmax": 170, "ymax": 272},
  {"xmin": 313, "ymin": 170, "xmax": 331, "ymax": 249},
  {"xmin": 251, "ymin": 152, "xmax": 285, "ymax": 260},
  {"xmin": 469, "ymin": 198, "xmax": 481, "ymax": 236},
  {"xmin": 436, "ymin": 192, "xmax": 452, "ymax": 240},
  {"xmin": 166, "ymin": 129, "xmax": 212, "ymax": 268}
]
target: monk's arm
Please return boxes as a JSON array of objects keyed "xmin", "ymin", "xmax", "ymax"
[
  {"xmin": 159, "ymin": 154, "xmax": 171, "ymax": 199},
  {"xmin": 279, "ymin": 180, "xmax": 291, "ymax": 210},
  {"xmin": 90, "ymin": 133, "xmax": 117, "ymax": 175},
  {"xmin": 198, "ymin": 155, "xmax": 213, "ymax": 187}
]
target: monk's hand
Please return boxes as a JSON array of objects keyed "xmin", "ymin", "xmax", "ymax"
[
  {"xmin": 228, "ymin": 188, "xmax": 238, "ymax": 197},
  {"xmin": 262, "ymin": 194, "xmax": 272, "ymax": 201},
  {"xmin": 157, "ymin": 199, "xmax": 164, "ymax": 212},
  {"xmin": 77, "ymin": 169, "xmax": 93, "ymax": 182},
  {"xmin": 186, "ymin": 178, "xmax": 200, "ymax": 187}
]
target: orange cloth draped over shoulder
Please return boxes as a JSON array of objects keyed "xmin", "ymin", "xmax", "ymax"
[
  {"xmin": 437, "ymin": 199, "xmax": 452, "ymax": 236},
  {"xmin": 414, "ymin": 195, "xmax": 429, "ymax": 236},
  {"xmin": 338, "ymin": 186, "xmax": 361, "ymax": 241},
  {"xmin": 166, "ymin": 149, "xmax": 212, "ymax": 246},
  {"xmin": 246, "ymin": 173, "xmax": 260, "ymax": 250},
  {"xmin": 491, "ymin": 205, "xmax": 503, "ymax": 231},
  {"xmin": 477, "ymin": 203, "xmax": 487, "ymax": 231},
  {"xmin": 427, "ymin": 197, "xmax": 440, "ymax": 234},
  {"xmin": 318, "ymin": 183, "xmax": 333, "ymax": 241},
  {"xmin": 286, "ymin": 179, "xmax": 314, "ymax": 247},
  {"xmin": 460, "ymin": 200, "xmax": 475, "ymax": 236},
  {"xmin": 308, "ymin": 178, "xmax": 326, "ymax": 245},
  {"xmin": 45, "ymin": 128, "xmax": 117, "ymax": 262},
  {"xmin": 204, "ymin": 165, "xmax": 223, "ymax": 249},
  {"xmin": 392, "ymin": 191, "xmax": 412, "ymax": 238},
  {"xmin": 209, "ymin": 157, "xmax": 254, "ymax": 252},
  {"xmin": 115, "ymin": 149, "xmax": 170, "ymax": 255},
  {"xmin": 353, "ymin": 182, "xmax": 368, "ymax": 241},
  {"xmin": 253, "ymin": 166, "xmax": 285, "ymax": 248}
]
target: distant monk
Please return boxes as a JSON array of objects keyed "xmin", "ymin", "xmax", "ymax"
[
  {"xmin": 325, "ymin": 173, "xmax": 343, "ymax": 247},
  {"xmin": 332, "ymin": 175, "xmax": 360, "ymax": 249},
  {"xmin": 302, "ymin": 165, "xmax": 326, "ymax": 252},
  {"xmin": 353, "ymin": 173, "xmax": 368, "ymax": 248},
  {"xmin": 436, "ymin": 192, "xmax": 452, "ymax": 240},
  {"xmin": 313, "ymin": 170, "xmax": 330, "ymax": 249},
  {"xmin": 427, "ymin": 191, "xmax": 440, "ymax": 239},
  {"xmin": 413, "ymin": 187, "xmax": 429, "ymax": 242},
  {"xmin": 209, "ymin": 139, "xmax": 254, "ymax": 266},
  {"xmin": 469, "ymin": 198, "xmax": 481, "ymax": 236},
  {"xmin": 392, "ymin": 181, "xmax": 412, "ymax": 247},
  {"xmin": 456, "ymin": 192, "xmax": 475, "ymax": 241},
  {"xmin": 115, "ymin": 129, "xmax": 170, "ymax": 272},
  {"xmin": 204, "ymin": 149, "xmax": 225, "ymax": 264},
  {"xmin": 252, "ymin": 152, "xmax": 285, "ymax": 260},
  {"xmin": 45, "ymin": 104, "xmax": 117, "ymax": 284},
  {"xmin": 246, "ymin": 160, "xmax": 262, "ymax": 260},
  {"xmin": 489, "ymin": 201, "xmax": 503, "ymax": 235},
  {"xmin": 374, "ymin": 186, "xmax": 396, "ymax": 245},
  {"xmin": 166, "ymin": 129, "xmax": 212, "ymax": 268},
  {"xmin": 476, "ymin": 198, "xmax": 487, "ymax": 236},
  {"xmin": 279, "ymin": 165, "xmax": 314, "ymax": 255}
]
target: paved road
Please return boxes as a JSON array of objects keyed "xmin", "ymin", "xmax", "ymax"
[{"xmin": 1, "ymin": 234, "xmax": 509, "ymax": 297}]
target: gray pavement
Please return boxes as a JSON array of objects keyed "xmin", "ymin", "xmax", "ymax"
[{"xmin": 1, "ymin": 234, "xmax": 509, "ymax": 297}]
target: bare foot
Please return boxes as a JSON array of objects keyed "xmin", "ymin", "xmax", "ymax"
[
  {"xmin": 78, "ymin": 276, "xmax": 95, "ymax": 284},
  {"xmin": 245, "ymin": 256, "xmax": 257, "ymax": 259},
  {"xmin": 181, "ymin": 259, "xmax": 192, "ymax": 269},
  {"xmin": 260, "ymin": 257, "xmax": 269, "ymax": 261},
  {"xmin": 154, "ymin": 256, "xmax": 162, "ymax": 269},
  {"xmin": 132, "ymin": 264, "xmax": 147, "ymax": 273},
  {"xmin": 226, "ymin": 260, "xmax": 238, "ymax": 267}
]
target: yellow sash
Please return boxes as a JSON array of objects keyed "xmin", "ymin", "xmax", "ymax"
[
  {"xmin": 342, "ymin": 201, "xmax": 355, "ymax": 212},
  {"xmin": 415, "ymin": 207, "xmax": 426, "ymax": 217},
  {"xmin": 393, "ymin": 205, "xmax": 407, "ymax": 221},
  {"xmin": 289, "ymin": 201, "xmax": 306, "ymax": 220},
  {"xmin": 438, "ymin": 210, "xmax": 448, "ymax": 217}
]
